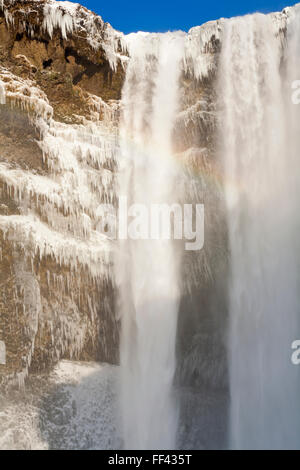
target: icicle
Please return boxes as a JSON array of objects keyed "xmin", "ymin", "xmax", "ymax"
[
  {"xmin": 184, "ymin": 19, "xmax": 223, "ymax": 80},
  {"xmin": 0, "ymin": 67, "xmax": 53, "ymax": 121},
  {"xmin": 43, "ymin": 2, "xmax": 75, "ymax": 40}
]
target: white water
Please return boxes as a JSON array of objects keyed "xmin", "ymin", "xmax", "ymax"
[
  {"xmin": 117, "ymin": 32, "xmax": 185, "ymax": 449},
  {"xmin": 220, "ymin": 11, "xmax": 300, "ymax": 449}
]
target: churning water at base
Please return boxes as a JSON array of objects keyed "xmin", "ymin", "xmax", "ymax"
[
  {"xmin": 117, "ymin": 32, "xmax": 185, "ymax": 449},
  {"xmin": 220, "ymin": 10, "xmax": 300, "ymax": 449}
]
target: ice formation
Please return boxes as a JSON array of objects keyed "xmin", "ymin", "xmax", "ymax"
[
  {"xmin": 43, "ymin": 1, "xmax": 76, "ymax": 40},
  {"xmin": 42, "ymin": 0, "xmax": 128, "ymax": 70},
  {"xmin": 0, "ymin": 58, "xmax": 119, "ymax": 385},
  {"xmin": 0, "ymin": 0, "xmax": 127, "ymax": 71},
  {"xmin": 182, "ymin": 7, "xmax": 295, "ymax": 80},
  {"xmin": 0, "ymin": 69, "xmax": 117, "ymax": 281},
  {"xmin": 0, "ymin": 68, "xmax": 53, "ymax": 121},
  {"xmin": 184, "ymin": 20, "xmax": 223, "ymax": 79}
]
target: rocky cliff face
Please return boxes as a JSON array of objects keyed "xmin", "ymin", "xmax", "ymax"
[{"xmin": 0, "ymin": 0, "xmax": 128, "ymax": 387}]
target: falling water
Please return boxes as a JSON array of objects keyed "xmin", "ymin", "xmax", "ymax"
[
  {"xmin": 220, "ymin": 11, "xmax": 300, "ymax": 449},
  {"xmin": 117, "ymin": 32, "xmax": 185, "ymax": 449}
]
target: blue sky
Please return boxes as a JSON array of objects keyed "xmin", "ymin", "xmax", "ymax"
[{"xmin": 79, "ymin": 0, "xmax": 292, "ymax": 33}]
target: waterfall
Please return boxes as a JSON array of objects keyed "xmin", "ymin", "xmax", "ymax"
[
  {"xmin": 3, "ymin": 0, "xmax": 300, "ymax": 451},
  {"xmin": 117, "ymin": 32, "xmax": 185, "ymax": 449},
  {"xmin": 219, "ymin": 11, "xmax": 300, "ymax": 449}
]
